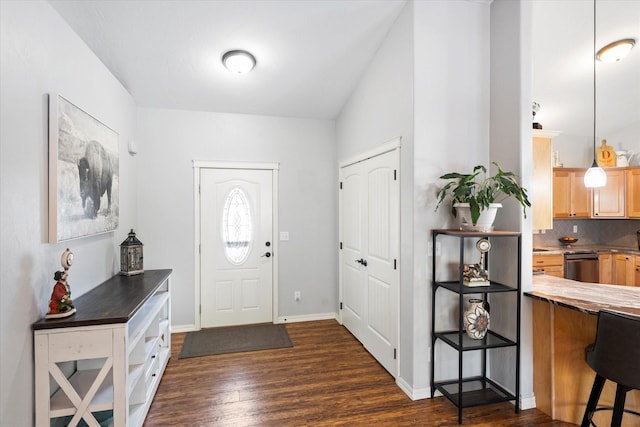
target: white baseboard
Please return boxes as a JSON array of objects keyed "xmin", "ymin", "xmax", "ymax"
[
  {"xmin": 276, "ymin": 312, "xmax": 338, "ymax": 323},
  {"xmin": 171, "ymin": 324, "xmax": 197, "ymax": 333},
  {"xmin": 520, "ymin": 394, "xmax": 536, "ymax": 410},
  {"xmin": 171, "ymin": 313, "xmax": 338, "ymax": 333},
  {"xmin": 396, "ymin": 377, "xmax": 432, "ymax": 400}
]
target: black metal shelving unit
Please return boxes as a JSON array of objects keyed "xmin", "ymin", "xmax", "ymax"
[{"xmin": 430, "ymin": 229, "xmax": 521, "ymax": 424}]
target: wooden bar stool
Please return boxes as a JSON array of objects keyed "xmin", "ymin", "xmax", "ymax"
[{"xmin": 581, "ymin": 310, "xmax": 640, "ymax": 427}]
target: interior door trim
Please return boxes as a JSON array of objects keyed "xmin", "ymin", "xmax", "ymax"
[
  {"xmin": 338, "ymin": 138, "xmax": 401, "ymax": 377},
  {"xmin": 194, "ymin": 160, "xmax": 279, "ymax": 170},
  {"xmin": 339, "ymin": 136, "xmax": 401, "ymax": 169},
  {"xmin": 193, "ymin": 160, "xmax": 280, "ymax": 331}
]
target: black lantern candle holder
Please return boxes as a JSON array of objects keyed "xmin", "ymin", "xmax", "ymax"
[{"xmin": 120, "ymin": 229, "xmax": 144, "ymax": 276}]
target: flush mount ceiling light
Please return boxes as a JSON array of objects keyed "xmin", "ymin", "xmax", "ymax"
[
  {"xmin": 596, "ymin": 38, "xmax": 636, "ymax": 62},
  {"xmin": 222, "ymin": 50, "xmax": 256, "ymax": 75},
  {"xmin": 585, "ymin": 0, "xmax": 607, "ymax": 188}
]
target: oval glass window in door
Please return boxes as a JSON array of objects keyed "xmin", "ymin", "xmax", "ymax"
[{"xmin": 222, "ymin": 187, "xmax": 253, "ymax": 264}]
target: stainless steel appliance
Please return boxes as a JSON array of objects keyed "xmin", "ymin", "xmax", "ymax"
[{"xmin": 564, "ymin": 252, "xmax": 599, "ymax": 283}]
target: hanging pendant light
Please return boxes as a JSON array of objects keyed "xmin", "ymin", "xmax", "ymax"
[{"xmin": 584, "ymin": 0, "xmax": 607, "ymax": 188}]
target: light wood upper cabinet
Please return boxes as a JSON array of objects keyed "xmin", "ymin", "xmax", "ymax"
[
  {"xmin": 592, "ymin": 168, "xmax": 625, "ymax": 218},
  {"xmin": 626, "ymin": 168, "xmax": 640, "ymax": 217},
  {"xmin": 553, "ymin": 169, "xmax": 591, "ymax": 218},
  {"xmin": 532, "ymin": 131, "xmax": 558, "ymax": 229}
]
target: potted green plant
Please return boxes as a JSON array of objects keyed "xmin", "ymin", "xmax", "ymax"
[{"xmin": 435, "ymin": 163, "xmax": 531, "ymax": 231}]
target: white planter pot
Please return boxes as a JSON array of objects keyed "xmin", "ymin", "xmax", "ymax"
[{"xmin": 453, "ymin": 203, "xmax": 502, "ymax": 232}]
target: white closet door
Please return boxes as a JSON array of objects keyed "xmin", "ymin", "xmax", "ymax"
[
  {"xmin": 340, "ymin": 148, "xmax": 400, "ymax": 376},
  {"xmin": 341, "ymin": 165, "xmax": 365, "ymax": 342}
]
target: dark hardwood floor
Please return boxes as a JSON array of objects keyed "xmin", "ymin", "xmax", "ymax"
[{"xmin": 144, "ymin": 320, "xmax": 573, "ymax": 426}]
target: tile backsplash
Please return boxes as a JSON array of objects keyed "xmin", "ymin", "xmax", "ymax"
[{"xmin": 534, "ymin": 219, "xmax": 640, "ymax": 249}]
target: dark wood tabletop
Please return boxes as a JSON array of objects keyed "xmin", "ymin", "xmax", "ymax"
[{"xmin": 32, "ymin": 269, "xmax": 172, "ymax": 330}]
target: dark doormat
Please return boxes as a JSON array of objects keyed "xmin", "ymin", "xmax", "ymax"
[{"xmin": 178, "ymin": 323, "xmax": 293, "ymax": 359}]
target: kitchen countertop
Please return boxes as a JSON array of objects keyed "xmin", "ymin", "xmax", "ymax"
[
  {"xmin": 532, "ymin": 244, "xmax": 640, "ymax": 255},
  {"xmin": 525, "ymin": 274, "xmax": 640, "ymax": 317}
]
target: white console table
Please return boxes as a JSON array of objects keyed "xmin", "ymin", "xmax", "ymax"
[{"xmin": 33, "ymin": 269, "xmax": 172, "ymax": 427}]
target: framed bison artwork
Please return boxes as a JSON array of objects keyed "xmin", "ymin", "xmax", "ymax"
[{"xmin": 48, "ymin": 94, "xmax": 119, "ymax": 242}]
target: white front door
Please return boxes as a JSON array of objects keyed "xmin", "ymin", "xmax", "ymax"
[
  {"xmin": 200, "ymin": 168, "xmax": 274, "ymax": 328},
  {"xmin": 340, "ymin": 147, "xmax": 400, "ymax": 377}
]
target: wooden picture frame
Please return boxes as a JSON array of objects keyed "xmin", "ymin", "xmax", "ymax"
[{"xmin": 48, "ymin": 94, "xmax": 119, "ymax": 242}]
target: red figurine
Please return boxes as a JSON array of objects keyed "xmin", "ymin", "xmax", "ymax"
[{"xmin": 46, "ymin": 249, "xmax": 76, "ymax": 319}]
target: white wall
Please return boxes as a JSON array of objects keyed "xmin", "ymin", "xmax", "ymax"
[
  {"xmin": 335, "ymin": 0, "xmax": 413, "ymax": 162},
  {"xmin": 552, "ymin": 121, "xmax": 640, "ymax": 168},
  {"xmin": 136, "ymin": 108, "xmax": 336, "ymax": 329},
  {"xmin": 335, "ymin": 1, "xmax": 415, "ymax": 389},
  {"xmin": 413, "ymin": 0, "xmax": 491, "ymax": 397},
  {"xmin": 0, "ymin": 1, "xmax": 138, "ymax": 425},
  {"xmin": 0, "ymin": 1, "xmax": 538, "ymax": 422},
  {"xmin": 609, "ymin": 121, "xmax": 640, "ymax": 164},
  {"xmin": 489, "ymin": 0, "xmax": 534, "ymax": 407},
  {"xmin": 336, "ymin": 0, "xmax": 506, "ymax": 400}
]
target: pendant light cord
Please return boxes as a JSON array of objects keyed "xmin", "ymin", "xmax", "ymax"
[{"xmin": 593, "ymin": 0, "xmax": 597, "ymax": 166}]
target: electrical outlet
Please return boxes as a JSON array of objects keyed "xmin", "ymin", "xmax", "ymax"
[
  {"xmin": 294, "ymin": 291, "xmax": 301, "ymax": 301},
  {"xmin": 573, "ymin": 225, "xmax": 578, "ymax": 233}
]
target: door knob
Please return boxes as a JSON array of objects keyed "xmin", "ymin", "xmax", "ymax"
[
  {"xmin": 355, "ymin": 258, "xmax": 367, "ymax": 266},
  {"xmin": 262, "ymin": 252, "xmax": 271, "ymax": 258}
]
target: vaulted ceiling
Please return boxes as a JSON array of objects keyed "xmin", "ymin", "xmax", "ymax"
[
  {"xmin": 533, "ymin": 0, "xmax": 640, "ymax": 138},
  {"xmin": 49, "ymin": 0, "xmax": 407, "ymax": 120},
  {"xmin": 50, "ymin": 0, "xmax": 639, "ymax": 133}
]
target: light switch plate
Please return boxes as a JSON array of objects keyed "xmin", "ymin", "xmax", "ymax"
[{"xmin": 280, "ymin": 231, "xmax": 289, "ymax": 241}]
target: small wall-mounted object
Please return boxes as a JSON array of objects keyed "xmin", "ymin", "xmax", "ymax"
[
  {"xmin": 128, "ymin": 139, "xmax": 138, "ymax": 155},
  {"xmin": 532, "ymin": 101, "xmax": 543, "ymax": 129},
  {"xmin": 120, "ymin": 229, "xmax": 144, "ymax": 276}
]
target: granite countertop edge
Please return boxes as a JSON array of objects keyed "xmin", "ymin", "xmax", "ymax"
[
  {"xmin": 526, "ymin": 274, "xmax": 640, "ymax": 317},
  {"xmin": 532, "ymin": 244, "xmax": 640, "ymax": 256}
]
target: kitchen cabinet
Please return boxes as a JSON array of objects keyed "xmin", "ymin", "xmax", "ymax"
[
  {"xmin": 592, "ymin": 168, "xmax": 625, "ymax": 218},
  {"xmin": 613, "ymin": 253, "xmax": 635, "ymax": 286},
  {"xmin": 626, "ymin": 168, "xmax": 640, "ymax": 217},
  {"xmin": 553, "ymin": 169, "xmax": 591, "ymax": 218},
  {"xmin": 532, "ymin": 253, "xmax": 564, "ymax": 278},
  {"xmin": 430, "ymin": 230, "xmax": 521, "ymax": 424},
  {"xmin": 634, "ymin": 257, "xmax": 640, "ymax": 288},
  {"xmin": 598, "ymin": 252, "xmax": 612, "ymax": 284},
  {"xmin": 532, "ymin": 130, "xmax": 560, "ymax": 229}
]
